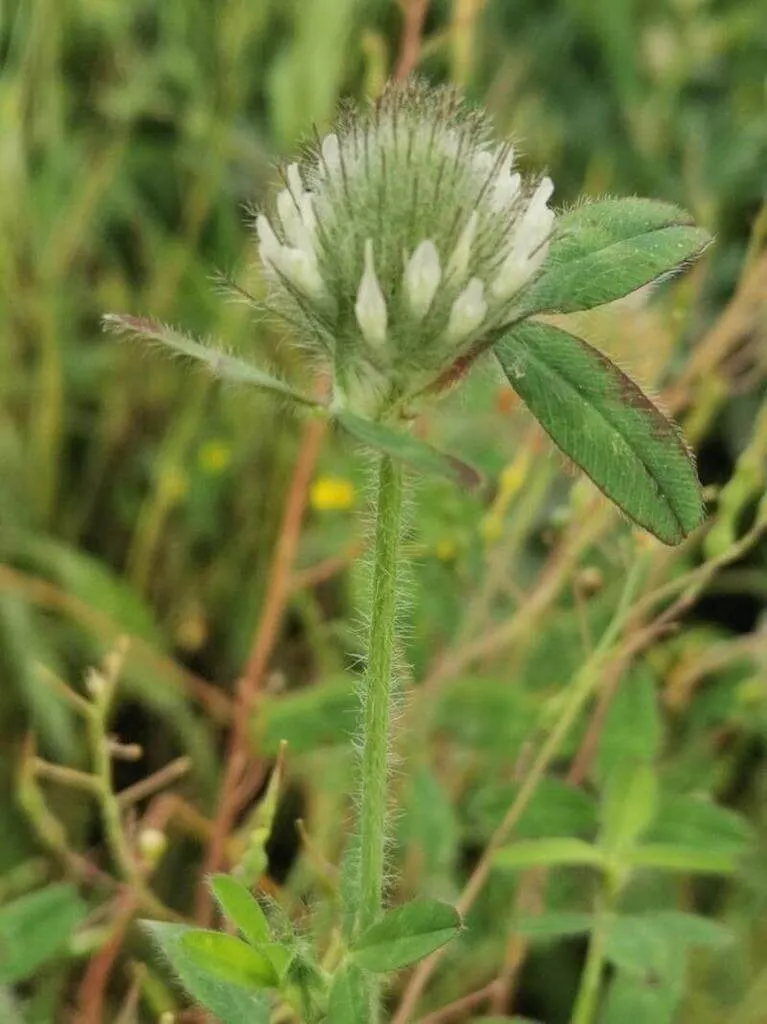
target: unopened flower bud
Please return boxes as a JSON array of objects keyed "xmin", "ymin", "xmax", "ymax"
[
  {"xmin": 355, "ymin": 240, "xmax": 388, "ymax": 346},
  {"xmin": 404, "ymin": 240, "xmax": 441, "ymax": 320},
  {"xmin": 138, "ymin": 828, "xmax": 167, "ymax": 868},
  {"xmin": 446, "ymin": 212, "xmax": 478, "ymax": 284},
  {"xmin": 448, "ymin": 278, "xmax": 487, "ymax": 342},
  {"xmin": 286, "ymin": 162, "xmax": 304, "ymax": 203}
]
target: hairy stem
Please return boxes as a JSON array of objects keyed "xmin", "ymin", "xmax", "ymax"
[{"xmin": 357, "ymin": 455, "xmax": 404, "ymax": 937}]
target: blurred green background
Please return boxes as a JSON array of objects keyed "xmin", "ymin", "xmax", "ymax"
[{"xmin": 1, "ymin": 0, "xmax": 766, "ymax": 1021}]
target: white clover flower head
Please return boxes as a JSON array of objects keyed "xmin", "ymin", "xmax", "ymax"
[{"xmin": 255, "ymin": 80, "xmax": 555, "ymax": 421}]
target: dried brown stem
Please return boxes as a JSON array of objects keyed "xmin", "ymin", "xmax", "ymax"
[{"xmin": 394, "ymin": 0, "xmax": 430, "ymax": 80}]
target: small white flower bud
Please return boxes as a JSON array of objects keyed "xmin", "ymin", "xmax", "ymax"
[
  {"xmin": 447, "ymin": 277, "xmax": 487, "ymax": 342},
  {"xmin": 446, "ymin": 212, "xmax": 478, "ymax": 284},
  {"xmin": 492, "ymin": 171, "xmax": 521, "ymax": 210},
  {"xmin": 256, "ymin": 214, "xmax": 282, "ymax": 266},
  {"xmin": 287, "ymin": 162, "xmax": 304, "ymax": 202},
  {"xmin": 404, "ymin": 240, "xmax": 442, "ymax": 320},
  {"xmin": 355, "ymin": 240, "xmax": 388, "ymax": 346},
  {"xmin": 280, "ymin": 246, "xmax": 325, "ymax": 299},
  {"xmin": 492, "ymin": 178, "xmax": 556, "ymax": 300},
  {"xmin": 138, "ymin": 827, "xmax": 168, "ymax": 867},
  {"xmin": 277, "ymin": 189, "xmax": 307, "ymax": 249}
]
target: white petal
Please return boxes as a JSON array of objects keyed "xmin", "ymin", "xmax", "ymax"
[
  {"xmin": 321, "ymin": 133, "xmax": 341, "ymax": 175},
  {"xmin": 277, "ymin": 189, "xmax": 305, "ymax": 249},
  {"xmin": 279, "ymin": 247, "xmax": 325, "ymax": 299},
  {"xmin": 446, "ymin": 212, "xmax": 478, "ymax": 284},
  {"xmin": 491, "ymin": 185, "xmax": 555, "ymax": 301},
  {"xmin": 530, "ymin": 176, "xmax": 554, "ymax": 209},
  {"xmin": 256, "ymin": 214, "xmax": 282, "ymax": 265},
  {"xmin": 355, "ymin": 239, "xmax": 387, "ymax": 346},
  {"xmin": 404, "ymin": 240, "xmax": 442, "ymax": 320},
  {"xmin": 447, "ymin": 278, "xmax": 487, "ymax": 342},
  {"xmin": 287, "ymin": 162, "xmax": 304, "ymax": 202},
  {"xmin": 299, "ymin": 193, "xmax": 317, "ymax": 236},
  {"xmin": 492, "ymin": 171, "xmax": 521, "ymax": 210},
  {"xmin": 472, "ymin": 149, "xmax": 495, "ymax": 179}
]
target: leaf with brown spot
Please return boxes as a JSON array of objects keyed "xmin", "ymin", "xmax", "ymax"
[{"xmin": 495, "ymin": 321, "xmax": 703, "ymax": 544}]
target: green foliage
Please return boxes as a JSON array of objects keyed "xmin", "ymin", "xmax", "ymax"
[
  {"xmin": 144, "ymin": 922, "xmax": 270, "ymax": 1024},
  {"xmin": 495, "ymin": 321, "xmax": 703, "ymax": 544},
  {"xmin": 210, "ymin": 874, "xmax": 271, "ymax": 946},
  {"xmin": 349, "ymin": 900, "xmax": 462, "ymax": 972},
  {"xmin": 0, "ymin": 884, "xmax": 88, "ymax": 984},
  {"xmin": 337, "ymin": 412, "xmax": 483, "ymax": 491},
  {"xmin": 519, "ymin": 199, "xmax": 710, "ymax": 316},
  {"xmin": 327, "ymin": 964, "xmax": 369, "ymax": 1024},
  {"xmin": 1, "ymin": 0, "xmax": 766, "ymax": 1021},
  {"xmin": 179, "ymin": 930, "xmax": 286, "ymax": 988}
]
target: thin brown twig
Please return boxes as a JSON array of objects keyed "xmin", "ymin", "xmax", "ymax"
[
  {"xmin": 394, "ymin": 0, "xmax": 430, "ymax": 80},
  {"xmin": 289, "ymin": 542, "xmax": 363, "ymax": 592},
  {"xmin": 117, "ymin": 756, "xmax": 191, "ymax": 808},
  {"xmin": 417, "ymin": 980, "xmax": 497, "ymax": 1023},
  {"xmin": 75, "ymin": 887, "xmax": 139, "ymax": 1024},
  {"xmin": 195, "ymin": 412, "xmax": 326, "ymax": 923},
  {"xmin": 489, "ymin": 866, "xmax": 546, "ymax": 1014}
]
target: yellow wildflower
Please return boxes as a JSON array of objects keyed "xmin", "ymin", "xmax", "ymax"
[{"xmin": 310, "ymin": 476, "xmax": 356, "ymax": 511}]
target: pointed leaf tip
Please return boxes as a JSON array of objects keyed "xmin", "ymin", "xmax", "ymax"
[
  {"xmin": 495, "ymin": 322, "xmax": 703, "ymax": 544},
  {"xmin": 350, "ymin": 899, "xmax": 462, "ymax": 972},
  {"xmin": 337, "ymin": 412, "xmax": 483, "ymax": 492},
  {"xmin": 209, "ymin": 875, "xmax": 270, "ymax": 946},
  {"xmin": 103, "ymin": 313, "xmax": 320, "ymax": 408}
]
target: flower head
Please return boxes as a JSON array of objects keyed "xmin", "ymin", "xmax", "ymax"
[{"xmin": 256, "ymin": 80, "xmax": 555, "ymax": 421}]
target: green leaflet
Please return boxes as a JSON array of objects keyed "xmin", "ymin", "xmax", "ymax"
[
  {"xmin": 103, "ymin": 314, "xmax": 319, "ymax": 408},
  {"xmin": 209, "ymin": 875, "xmax": 271, "ymax": 946},
  {"xmin": 495, "ymin": 322, "xmax": 703, "ymax": 544},
  {"xmin": 0, "ymin": 883, "xmax": 88, "ymax": 985},
  {"xmin": 349, "ymin": 899, "xmax": 462, "ymax": 972},
  {"xmin": 179, "ymin": 930, "xmax": 281, "ymax": 989},
  {"xmin": 493, "ymin": 838, "xmax": 605, "ymax": 872},
  {"xmin": 519, "ymin": 198, "xmax": 711, "ymax": 315},
  {"xmin": 144, "ymin": 922, "xmax": 269, "ymax": 1024},
  {"xmin": 605, "ymin": 911, "xmax": 731, "ymax": 980},
  {"xmin": 336, "ymin": 412, "xmax": 483, "ymax": 491},
  {"xmin": 599, "ymin": 760, "xmax": 659, "ymax": 855},
  {"xmin": 326, "ymin": 965, "xmax": 369, "ymax": 1024},
  {"xmin": 626, "ymin": 844, "xmax": 741, "ymax": 875}
]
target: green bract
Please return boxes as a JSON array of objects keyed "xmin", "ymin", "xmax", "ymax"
[{"xmin": 105, "ymin": 79, "xmax": 711, "ymax": 544}]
